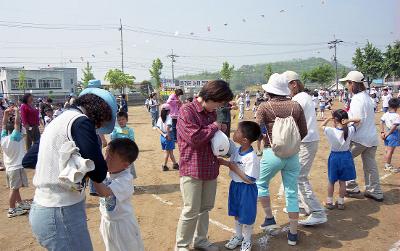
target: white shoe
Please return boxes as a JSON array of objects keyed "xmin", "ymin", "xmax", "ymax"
[
  {"xmin": 7, "ymin": 208, "xmax": 27, "ymax": 218},
  {"xmin": 384, "ymin": 163, "xmax": 393, "ymax": 171},
  {"xmin": 283, "ymin": 207, "xmax": 308, "ymax": 217},
  {"xmin": 225, "ymin": 236, "xmax": 243, "ymax": 250},
  {"xmin": 240, "ymin": 241, "xmax": 252, "ymax": 251},
  {"xmin": 174, "ymin": 246, "xmax": 190, "ymax": 251},
  {"xmin": 299, "ymin": 214, "xmax": 327, "ymax": 226},
  {"xmin": 17, "ymin": 202, "xmax": 31, "ymax": 211}
]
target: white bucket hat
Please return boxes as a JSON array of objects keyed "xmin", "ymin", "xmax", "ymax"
[
  {"xmin": 339, "ymin": 71, "xmax": 364, "ymax": 83},
  {"xmin": 262, "ymin": 73, "xmax": 290, "ymax": 96},
  {"xmin": 283, "ymin": 71, "xmax": 300, "ymax": 83},
  {"xmin": 211, "ymin": 130, "xmax": 230, "ymax": 156}
]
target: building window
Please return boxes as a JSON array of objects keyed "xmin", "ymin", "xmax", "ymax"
[
  {"xmin": 11, "ymin": 79, "xmax": 36, "ymax": 90},
  {"xmin": 38, "ymin": 78, "xmax": 62, "ymax": 89}
]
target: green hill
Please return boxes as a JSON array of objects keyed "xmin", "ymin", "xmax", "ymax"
[{"xmin": 178, "ymin": 57, "xmax": 350, "ymax": 90}]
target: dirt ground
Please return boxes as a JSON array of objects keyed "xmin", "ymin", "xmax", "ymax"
[{"xmin": 0, "ymin": 100, "xmax": 399, "ymax": 251}]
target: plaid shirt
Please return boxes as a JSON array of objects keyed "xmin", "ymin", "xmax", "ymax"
[{"xmin": 177, "ymin": 99, "xmax": 219, "ymax": 180}]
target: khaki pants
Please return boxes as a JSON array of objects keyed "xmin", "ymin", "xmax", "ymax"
[
  {"xmin": 346, "ymin": 142, "xmax": 383, "ymax": 199},
  {"xmin": 176, "ymin": 176, "xmax": 217, "ymax": 249},
  {"xmin": 298, "ymin": 141, "xmax": 325, "ymax": 217}
]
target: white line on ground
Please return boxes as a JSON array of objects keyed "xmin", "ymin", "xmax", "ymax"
[
  {"xmin": 389, "ymin": 240, "xmax": 400, "ymax": 251},
  {"xmin": 151, "ymin": 194, "xmax": 173, "ymax": 206}
]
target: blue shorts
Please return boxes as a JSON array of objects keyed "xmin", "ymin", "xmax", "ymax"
[
  {"xmin": 228, "ymin": 181, "xmax": 258, "ymax": 225},
  {"xmin": 320, "ymin": 105, "xmax": 325, "ymax": 111},
  {"xmin": 160, "ymin": 135, "xmax": 175, "ymax": 150},
  {"xmin": 384, "ymin": 130, "xmax": 400, "ymax": 147},
  {"xmin": 328, "ymin": 151, "xmax": 356, "ymax": 183}
]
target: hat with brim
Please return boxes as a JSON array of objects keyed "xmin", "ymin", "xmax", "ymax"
[
  {"xmin": 262, "ymin": 73, "xmax": 290, "ymax": 96},
  {"xmin": 87, "ymin": 79, "xmax": 102, "ymax": 88},
  {"xmin": 339, "ymin": 71, "xmax": 364, "ymax": 83},
  {"xmin": 79, "ymin": 88, "xmax": 118, "ymax": 134}
]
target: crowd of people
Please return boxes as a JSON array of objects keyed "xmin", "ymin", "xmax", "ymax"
[{"xmin": 0, "ymin": 69, "xmax": 399, "ymax": 251}]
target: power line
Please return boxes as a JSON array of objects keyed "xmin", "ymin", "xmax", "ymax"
[{"xmin": 328, "ymin": 36, "xmax": 344, "ymax": 91}]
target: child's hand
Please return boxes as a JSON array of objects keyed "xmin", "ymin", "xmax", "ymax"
[
  {"xmin": 381, "ymin": 133, "xmax": 386, "ymax": 140},
  {"xmin": 217, "ymin": 158, "xmax": 229, "ymax": 167}
]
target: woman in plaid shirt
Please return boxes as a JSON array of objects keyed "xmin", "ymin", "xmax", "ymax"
[{"xmin": 175, "ymin": 80, "xmax": 233, "ymax": 251}]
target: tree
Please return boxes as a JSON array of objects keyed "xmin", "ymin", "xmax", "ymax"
[
  {"xmin": 18, "ymin": 70, "xmax": 26, "ymax": 93},
  {"xmin": 149, "ymin": 58, "xmax": 163, "ymax": 90},
  {"xmin": 307, "ymin": 64, "xmax": 335, "ymax": 87},
  {"xmin": 264, "ymin": 64, "xmax": 273, "ymax": 82},
  {"xmin": 81, "ymin": 62, "xmax": 95, "ymax": 88},
  {"xmin": 104, "ymin": 69, "xmax": 135, "ymax": 94},
  {"xmin": 383, "ymin": 41, "xmax": 400, "ymax": 78},
  {"xmin": 352, "ymin": 41, "xmax": 384, "ymax": 84},
  {"xmin": 220, "ymin": 61, "xmax": 234, "ymax": 82}
]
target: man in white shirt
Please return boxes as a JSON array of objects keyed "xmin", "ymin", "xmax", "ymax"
[
  {"xmin": 286, "ymin": 71, "xmax": 327, "ymax": 226},
  {"xmin": 339, "ymin": 71, "xmax": 383, "ymax": 202},
  {"xmin": 381, "ymin": 88, "xmax": 392, "ymax": 113}
]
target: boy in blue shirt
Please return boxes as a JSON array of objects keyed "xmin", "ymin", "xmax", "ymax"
[{"xmin": 111, "ymin": 111, "xmax": 137, "ymax": 180}]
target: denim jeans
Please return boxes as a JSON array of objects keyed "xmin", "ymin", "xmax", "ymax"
[
  {"xmin": 89, "ymin": 179, "xmax": 97, "ymax": 194},
  {"xmin": 29, "ymin": 200, "xmax": 93, "ymax": 251},
  {"xmin": 150, "ymin": 111, "xmax": 159, "ymax": 127}
]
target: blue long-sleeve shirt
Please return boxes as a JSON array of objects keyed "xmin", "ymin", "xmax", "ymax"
[{"xmin": 110, "ymin": 126, "xmax": 135, "ymax": 141}]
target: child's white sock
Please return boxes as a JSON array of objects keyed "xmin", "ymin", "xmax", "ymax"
[
  {"xmin": 289, "ymin": 219, "xmax": 298, "ymax": 234},
  {"xmin": 327, "ymin": 197, "xmax": 333, "ymax": 204},
  {"xmin": 337, "ymin": 197, "xmax": 345, "ymax": 205},
  {"xmin": 242, "ymin": 224, "xmax": 253, "ymax": 243},
  {"xmin": 235, "ymin": 220, "xmax": 243, "ymax": 238}
]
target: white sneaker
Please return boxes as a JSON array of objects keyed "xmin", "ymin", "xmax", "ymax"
[
  {"xmin": 225, "ymin": 236, "xmax": 243, "ymax": 250},
  {"xmin": 240, "ymin": 241, "xmax": 252, "ymax": 251},
  {"xmin": 390, "ymin": 167, "xmax": 400, "ymax": 173},
  {"xmin": 17, "ymin": 202, "xmax": 31, "ymax": 211},
  {"xmin": 299, "ymin": 214, "xmax": 327, "ymax": 226},
  {"xmin": 7, "ymin": 208, "xmax": 27, "ymax": 218},
  {"xmin": 384, "ymin": 163, "xmax": 393, "ymax": 171}
]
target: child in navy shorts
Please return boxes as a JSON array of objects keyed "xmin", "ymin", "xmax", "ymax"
[
  {"xmin": 218, "ymin": 121, "xmax": 262, "ymax": 251},
  {"xmin": 321, "ymin": 109, "xmax": 360, "ymax": 210},
  {"xmin": 380, "ymin": 98, "xmax": 400, "ymax": 173},
  {"xmin": 156, "ymin": 104, "xmax": 179, "ymax": 171}
]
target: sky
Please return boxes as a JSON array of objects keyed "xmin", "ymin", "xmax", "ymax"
[{"xmin": 0, "ymin": 0, "xmax": 398, "ymax": 81}]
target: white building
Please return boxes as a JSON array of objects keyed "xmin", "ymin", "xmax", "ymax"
[{"xmin": 0, "ymin": 67, "xmax": 77, "ymax": 99}]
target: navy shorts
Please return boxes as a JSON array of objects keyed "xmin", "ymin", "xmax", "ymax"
[
  {"xmin": 228, "ymin": 181, "xmax": 258, "ymax": 225},
  {"xmin": 328, "ymin": 151, "xmax": 356, "ymax": 183},
  {"xmin": 384, "ymin": 130, "xmax": 400, "ymax": 147},
  {"xmin": 160, "ymin": 135, "xmax": 175, "ymax": 151}
]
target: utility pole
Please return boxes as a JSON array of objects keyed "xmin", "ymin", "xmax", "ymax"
[
  {"xmin": 119, "ymin": 18, "xmax": 124, "ymax": 73},
  {"xmin": 328, "ymin": 36, "xmax": 343, "ymax": 91},
  {"xmin": 167, "ymin": 49, "xmax": 179, "ymax": 86}
]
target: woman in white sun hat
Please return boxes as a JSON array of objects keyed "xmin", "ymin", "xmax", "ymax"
[
  {"xmin": 339, "ymin": 71, "xmax": 384, "ymax": 202},
  {"xmin": 256, "ymin": 73, "xmax": 307, "ymax": 246}
]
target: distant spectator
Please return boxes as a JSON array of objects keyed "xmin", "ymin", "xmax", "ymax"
[
  {"xmin": 120, "ymin": 94, "xmax": 128, "ymax": 113},
  {"xmin": 148, "ymin": 93, "xmax": 159, "ymax": 128},
  {"xmin": 20, "ymin": 93, "xmax": 40, "ymax": 150},
  {"xmin": 166, "ymin": 89, "xmax": 184, "ymax": 142}
]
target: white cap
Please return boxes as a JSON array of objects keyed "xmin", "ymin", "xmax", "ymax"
[
  {"xmin": 211, "ymin": 130, "xmax": 230, "ymax": 156},
  {"xmin": 339, "ymin": 71, "xmax": 364, "ymax": 83},
  {"xmin": 283, "ymin": 71, "xmax": 300, "ymax": 83},
  {"xmin": 262, "ymin": 73, "xmax": 290, "ymax": 96}
]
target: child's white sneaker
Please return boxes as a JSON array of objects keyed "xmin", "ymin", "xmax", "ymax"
[
  {"xmin": 225, "ymin": 235, "xmax": 243, "ymax": 250},
  {"xmin": 384, "ymin": 163, "xmax": 393, "ymax": 171},
  {"xmin": 7, "ymin": 208, "xmax": 27, "ymax": 218},
  {"xmin": 240, "ymin": 241, "xmax": 252, "ymax": 251},
  {"xmin": 17, "ymin": 202, "xmax": 31, "ymax": 211}
]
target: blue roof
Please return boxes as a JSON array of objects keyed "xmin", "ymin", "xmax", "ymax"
[{"xmin": 372, "ymin": 79, "xmax": 384, "ymax": 85}]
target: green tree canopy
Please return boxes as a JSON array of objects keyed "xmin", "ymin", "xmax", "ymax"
[
  {"xmin": 149, "ymin": 58, "xmax": 163, "ymax": 89},
  {"xmin": 81, "ymin": 62, "xmax": 95, "ymax": 88},
  {"xmin": 303, "ymin": 64, "xmax": 335, "ymax": 87},
  {"xmin": 352, "ymin": 41, "xmax": 383, "ymax": 83},
  {"xmin": 220, "ymin": 61, "xmax": 234, "ymax": 82},
  {"xmin": 104, "ymin": 69, "xmax": 135, "ymax": 94},
  {"xmin": 264, "ymin": 64, "xmax": 273, "ymax": 82},
  {"xmin": 383, "ymin": 41, "xmax": 400, "ymax": 78}
]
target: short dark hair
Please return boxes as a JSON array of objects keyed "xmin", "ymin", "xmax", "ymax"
[
  {"xmin": 238, "ymin": 121, "xmax": 261, "ymax": 142},
  {"xmin": 175, "ymin": 89, "xmax": 184, "ymax": 96},
  {"xmin": 108, "ymin": 138, "xmax": 139, "ymax": 164},
  {"xmin": 198, "ymin": 80, "xmax": 234, "ymax": 102},
  {"xmin": 117, "ymin": 111, "xmax": 128, "ymax": 119},
  {"xmin": 186, "ymin": 97, "xmax": 193, "ymax": 102},
  {"xmin": 47, "ymin": 98, "xmax": 53, "ymax": 103},
  {"xmin": 388, "ymin": 98, "xmax": 400, "ymax": 109},
  {"xmin": 75, "ymin": 94, "xmax": 112, "ymax": 129},
  {"xmin": 121, "ymin": 94, "xmax": 126, "ymax": 99},
  {"xmin": 22, "ymin": 93, "xmax": 33, "ymax": 104}
]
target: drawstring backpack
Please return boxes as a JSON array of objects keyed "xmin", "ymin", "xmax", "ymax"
[{"xmin": 266, "ymin": 102, "xmax": 301, "ymax": 158}]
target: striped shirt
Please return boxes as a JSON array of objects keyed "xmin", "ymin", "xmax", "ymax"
[{"xmin": 177, "ymin": 99, "xmax": 219, "ymax": 180}]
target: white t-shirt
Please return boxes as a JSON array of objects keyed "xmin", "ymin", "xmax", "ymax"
[
  {"xmin": 256, "ymin": 92, "xmax": 261, "ymax": 99},
  {"xmin": 382, "ymin": 94, "xmax": 392, "ymax": 108},
  {"xmin": 348, "ymin": 91, "xmax": 379, "ymax": 147},
  {"xmin": 229, "ymin": 144, "xmax": 260, "ymax": 183},
  {"xmin": 237, "ymin": 97, "xmax": 244, "ymax": 106},
  {"xmin": 99, "ymin": 168, "xmax": 134, "ymax": 221},
  {"xmin": 292, "ymin": 92, "xmax": 319, "ymax": 142},
  {"xmin": 1, "ymin": 130, "xmax": 26, "ymax": 171},
  {"xmin": 381, "ymin": 112, "xmax": 400, "ymax": 130},
  {"xmin": 324, "ymin": 126, "xmax": 356, "ymax": 152},
  {"xmin": 44, "ymin": 115, "xmax": 53, "ymax": 126},
  {"xmin": 312, "ymin": 96, "xmax": 319, "ymax": 108},
  {"xmin": 156, "ymin": 115, "xmax": 172, "ymax": 134},
  {"xmin": 245, "ymin": 94, "xmax": 250, "ymax": 102}
]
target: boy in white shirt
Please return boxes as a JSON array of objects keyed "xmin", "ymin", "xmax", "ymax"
[
  {"xmin": 218, "ymin": 121, "xmax": 262, "ymax": 251},
  {"xmin": 43, "ymin": 107, "xmax": 54, "ymax": 127},
  {"xmin": 380, "ymin": 98, "xmax": 400, "ymax": 173},
  {"xmin": 381, "ymin": 88, "xmax": 392, "ymax": 113},
  {"xmin": 1, "ymin": 106, "xmax": 30, "ymax": 218},
  {"xmin": 93, "ymin": 138, "xmax": 144, "ymax": 251}
]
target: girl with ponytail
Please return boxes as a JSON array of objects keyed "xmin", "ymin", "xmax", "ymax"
[{"xmin": 321, "ymin": 109, "xmax": 360, "ymax": 210}]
